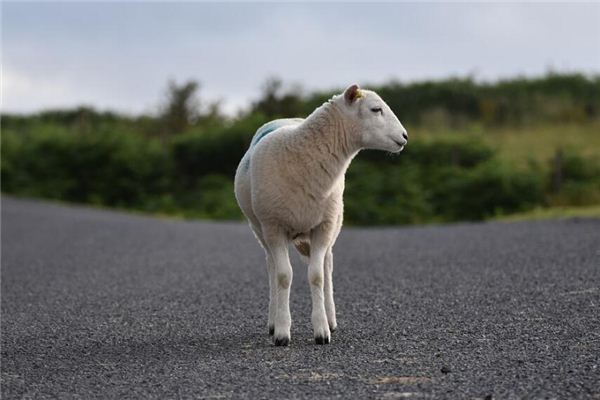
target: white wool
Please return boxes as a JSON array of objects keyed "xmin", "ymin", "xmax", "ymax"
[{"xmin": 234, "ymin": 84, "xmax": 407, "ymax": 345}]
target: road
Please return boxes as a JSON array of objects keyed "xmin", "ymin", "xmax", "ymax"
[{"xmin": 2, "ymin": 197, "xmax": 599, "ymax": 399}]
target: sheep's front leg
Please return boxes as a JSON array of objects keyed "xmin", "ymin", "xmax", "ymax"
[
  {"xmin": 263, "ymin": 229, "xmax": 293, "ymax": 346},
  {"xmin": 309, "ymin": 223, "xmax": 335, "ymax": 344},
  {"xmin": 324, "ymin": 248, "xmax": 337, "ymax": 332}
]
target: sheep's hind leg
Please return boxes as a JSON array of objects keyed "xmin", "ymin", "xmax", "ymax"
[
  {"xmin": 262, "ymin": 227, "xmax": 293, "ymax": 346},
  {"xmin": 324, "ymin": 248, "xmax": 337, "ymax": 332},
  {"xmin": 250, "ymin": 223, "xmax": 277, "ymax": 336},
  {"xmin": 308, "ymin": 222, "xmax": 336, "ymax": 344},
  {"xmin": 266, "ymin": 254, "xmax": 277, "ymax": 335}
]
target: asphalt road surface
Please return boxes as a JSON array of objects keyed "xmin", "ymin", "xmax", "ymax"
[{"xmin": 2, "ymin": 197, "xmax": 599, "ymax": 399}]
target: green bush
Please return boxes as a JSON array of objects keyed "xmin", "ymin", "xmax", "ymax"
[
  {"xmin": 192, "ymin": 174, "xmax": 243, "ymax": 219},
  {"xmin": 344, "ymin": 161, "xmax": 432, "ymax": 225},
  {"xmin": 2, "ymin": 130, "xmax": 169, "ymax": 207},
  {"xmin": 5, "ymin": 126, "xmax": 595, "ymax": 225},
  {"xmin": 2, "ymin": 73, "xmax": 599, "ymax": 225},
  {"xmin": 170, "ymin": 114, "xmax": 267, "ymax": 186},
  {"xmin": 431, "ymin": 161, "xmax": 545, "ymax": 220},
  {"xmin": 344, "ymin": 138, "xmax": 544, "ymax": 224},
  {"xmin": 548, "ymin": 150, "xmax": 600, "ymax": 206}
]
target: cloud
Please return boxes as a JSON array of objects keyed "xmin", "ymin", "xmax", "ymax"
[
  {"xmin": 2, "ymin": 66, "xmax": 76, "ymax": 113},
  {"xmin": 2, "ymin": 2, "xmax": 599, "ymax": 114}
]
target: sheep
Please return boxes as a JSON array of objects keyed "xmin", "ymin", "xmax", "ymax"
[{"xmin": 234, "ymin": 84, "xmax": 408, "ymax": 346}]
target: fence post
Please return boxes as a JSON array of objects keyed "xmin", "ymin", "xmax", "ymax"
[{"xmin": 551, "ymin": 149, "xmax": 563, "ymax": 193}]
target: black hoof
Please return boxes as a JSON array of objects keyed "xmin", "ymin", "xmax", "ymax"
[
  {"xmin": 274, "ymin": 336, "xmax": 290, "ymax": 346},
  {"xmin": 315, "ymin": 335, "xmax": 330, "ymax": 345},
  {"xmin": 268, "ymin": 326, "xmax": 274, "ymax": 336},
  {"xmin": 329, "ymin": 325, "xmax": 337, "ymax": 333}
]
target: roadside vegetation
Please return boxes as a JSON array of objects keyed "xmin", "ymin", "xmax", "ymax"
[{"xmin": 2, "ymin": 73, "xmax": 599, "ymax": 224}]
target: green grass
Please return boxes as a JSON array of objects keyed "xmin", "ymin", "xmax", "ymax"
[
  {"xmin": 496, "ymin": 205, "xmax": 600, "ymax": 222},
  {"xmin": 483, "ymin": 121, "xmax": 600, "ymax": 166},
  {"xmin": 411, "ymin": 120, "xmax": 600, "ymax": 168}
]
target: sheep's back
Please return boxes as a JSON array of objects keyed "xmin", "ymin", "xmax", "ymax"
[{"xmin": 250, "ymin": 118, "xmax": 304, "ymax": 148}]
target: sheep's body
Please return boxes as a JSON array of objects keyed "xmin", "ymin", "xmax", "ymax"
[{"xmin": 234, "ymin": 85, "xmax": 407, "ymax": 345}]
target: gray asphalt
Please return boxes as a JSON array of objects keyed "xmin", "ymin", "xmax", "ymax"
[{"xmin": 1, "ymin": 197, "xmax": 599, "ymax": 399}]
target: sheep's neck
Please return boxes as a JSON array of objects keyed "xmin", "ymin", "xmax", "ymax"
[{"xmin": 294, "ymin": 104, "xmax": 360, "ymax": 198}]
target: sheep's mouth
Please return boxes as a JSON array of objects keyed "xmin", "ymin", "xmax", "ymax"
[{"xmin": 392, "ymin": 139, "xmax": 406, "ymax": 152}]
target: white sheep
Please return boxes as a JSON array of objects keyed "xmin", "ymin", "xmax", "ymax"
[{"xmin": 234, "ymin": 84, "xmax": 408, "ymax": 346}]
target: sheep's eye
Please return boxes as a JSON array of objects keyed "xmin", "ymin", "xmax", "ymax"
[{"xmin": 371, "ymin": 107, "xmax": 383, "ymax": 115}]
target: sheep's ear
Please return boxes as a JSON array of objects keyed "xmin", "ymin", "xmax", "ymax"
[{"xmin": 344, "ymin": 84, "xmax": 362, "ymax": 105}]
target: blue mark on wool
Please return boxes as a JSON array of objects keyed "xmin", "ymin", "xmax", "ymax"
[
  {"xmin": 251, "ymin": 125, "xmax": 279, "ymax": 147},
  {"xmin": 244, "ymin": 118, "xmax": 304, "ymax": 171},
  {"xmin": 250, "ymin": 118, "xmax": 304, "ymax": 148}
]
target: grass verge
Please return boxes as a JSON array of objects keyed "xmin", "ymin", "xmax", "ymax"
[{"xmin": 496, "ymin": 205, "xmax": 600, "ymax": 222}]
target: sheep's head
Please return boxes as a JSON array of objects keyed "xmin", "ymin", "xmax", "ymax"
[{"xmin": 338, "ymin": 84, "xmax": 408, "ymax": 153}]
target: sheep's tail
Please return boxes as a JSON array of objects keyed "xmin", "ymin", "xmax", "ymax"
[{"xmin": 293, "ymin": 240, "xmax": 311, "ymax": 264}]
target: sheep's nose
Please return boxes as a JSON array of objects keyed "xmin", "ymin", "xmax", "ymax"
[{"xmin": 402, "ymin": 131, "xmax": 408, "ymax": 141}]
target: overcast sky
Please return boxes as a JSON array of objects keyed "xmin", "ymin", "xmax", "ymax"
[{"xmin": 3, "ymin": 2, "xmax": 600, "ymax": 115}]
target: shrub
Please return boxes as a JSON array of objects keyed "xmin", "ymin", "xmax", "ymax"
[
  {"xmin": 170, "ymin": 114, "xmax": 267, "ymax": 186},
  {"xmin": 432, "ymin": 160, "xmax": 545, "ymax": 220},
  {"xmin": 344, "ymin": 161, "xmax": 432, "ymax": 225},
  {"xmin": 3, "ymin": 72, "xmax": 599, "ymax": 225},
  {"xmin": 2, "ymin": 130, "xmax": 169, "ymax": 207},
  {"xmin": 192, "ymin": 174, "xmax": 243, "ymax": 220},
  {"xmin": 548, "ymin": 150, "xmax": 600, "ymax": 206}
]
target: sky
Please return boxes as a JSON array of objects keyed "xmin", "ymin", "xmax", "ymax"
[{"xmin": 2, "ymin": 2, "xmax": 600, "ymax": 115}]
